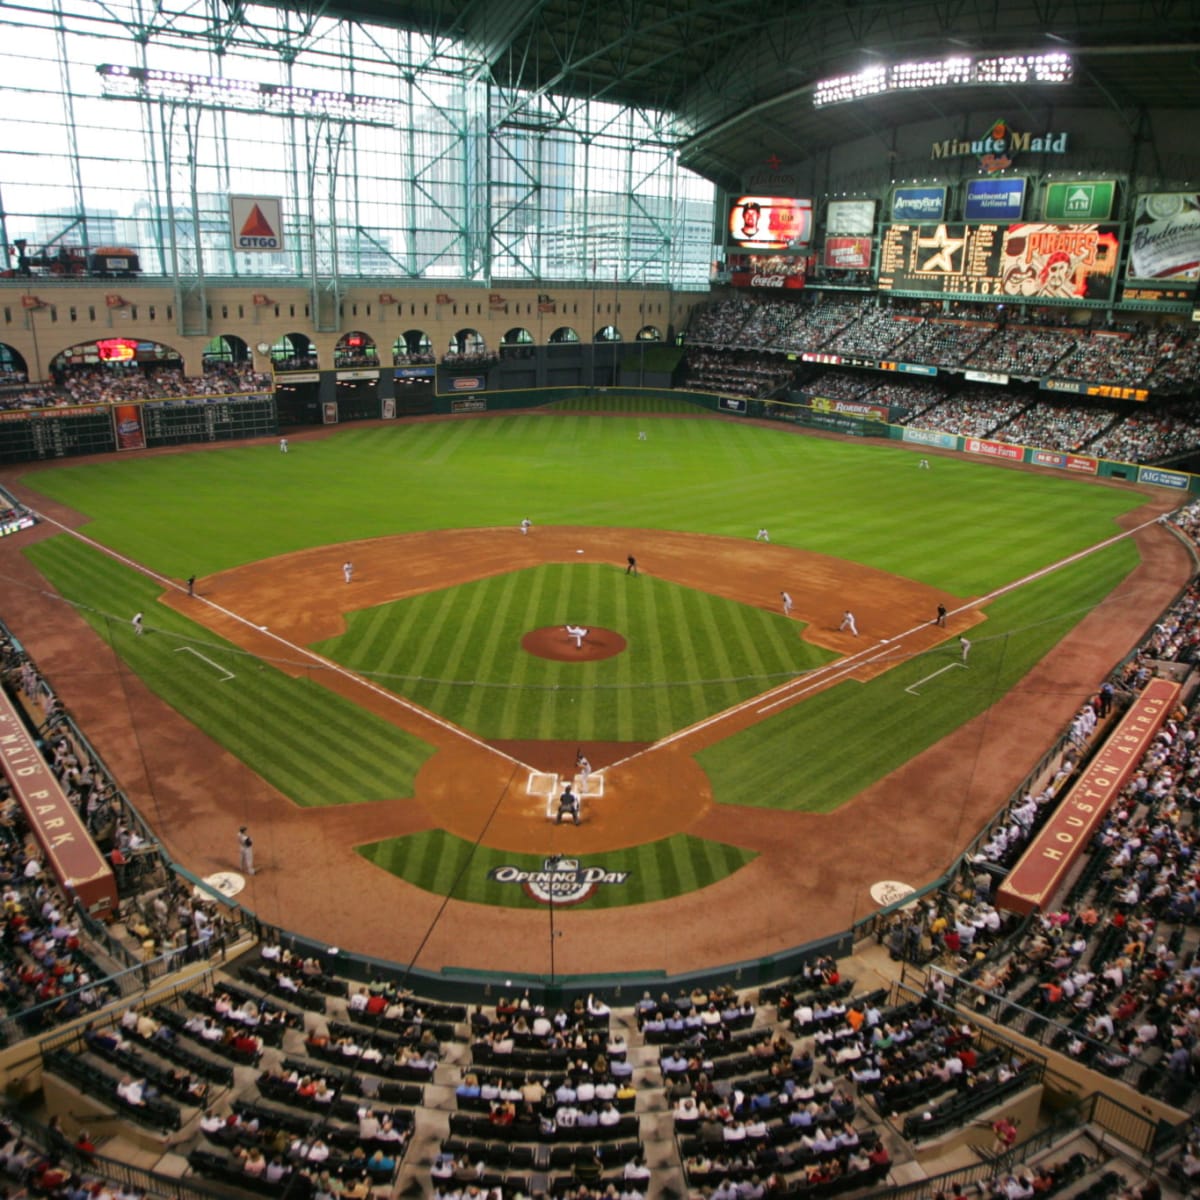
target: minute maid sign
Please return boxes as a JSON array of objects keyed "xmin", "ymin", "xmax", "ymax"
[
  {"xmin": 931, "ymin": 119, "xmax": 1067, "ymax": 173},
  {"xmin": 488, "ymin": 856, "xmax": 630, "ymax": 905}
]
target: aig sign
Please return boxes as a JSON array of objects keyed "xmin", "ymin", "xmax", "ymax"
[{"xmin": 229, "ymin": 196, "xmax": 285, "ymax": 252}]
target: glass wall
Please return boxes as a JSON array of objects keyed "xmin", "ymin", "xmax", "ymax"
[{"xmin": 0, "ymin": 0, "xmax": 714, "ymax": 288}]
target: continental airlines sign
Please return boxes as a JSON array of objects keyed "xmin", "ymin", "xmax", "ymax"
[{"xmin": 931, "ymin": 118, "xmax": 1067, "ymax": 173}]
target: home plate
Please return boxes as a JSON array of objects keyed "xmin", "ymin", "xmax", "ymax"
[{"xmin": 576, "ymin": 549, "xmax": 584, "ymax": 554}]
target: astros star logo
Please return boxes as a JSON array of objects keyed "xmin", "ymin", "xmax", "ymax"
[
  {"xmin": 916, "ymin": 224, "xmax": 966, "ymax": 273},
  {"xmin": 765, "ymin": 154, "xmax": 782, "ymax": 172}
]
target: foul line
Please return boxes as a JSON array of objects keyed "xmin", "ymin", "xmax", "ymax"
[
  {"xmin": 905, "ymin": 661, "xmax": 966, "ymax": 695},
  {"xmin": 174, "ymin": 646, "xmax": 235, "ymax": 683},
  {"xmin": 28, "ymin": 509, "xmax": 535, "ymax": 773}
]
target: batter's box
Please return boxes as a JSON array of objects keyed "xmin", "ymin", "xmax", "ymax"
[
  {"xmin": 527, "ymin": 771, "xmax": 559, "ymax": 797},
  {"xmin": 575, "ymin": 773, "xmax": 604, "ymax": 798}
]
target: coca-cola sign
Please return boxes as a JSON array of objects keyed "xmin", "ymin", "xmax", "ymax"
[{"xmin": 729, "ymin": 254, "xmax": 807, "ymax": 290}]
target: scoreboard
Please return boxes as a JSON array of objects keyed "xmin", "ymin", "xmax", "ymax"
[{"xmin": 878, "ymin": 221, "xmax": 1121, "ymax": 301}]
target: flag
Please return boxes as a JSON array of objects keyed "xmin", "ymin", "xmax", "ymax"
[
  {"xmin": 378, "ymin": 292, "xmax": 397, "ymax": 304},
  {"xmin": 489, "ymin": 293, "xmax": 506, "ymax": 307},
  {"xmin": 538, "ymin": 300, "xmax": 556, "ymax": 313},
  {"xmin": 20, "ymin": 295, "xmax": 45, "ymax": 310},
  {"xmin": 436, "ymin": 293, "xmax": 453, "ymax": 305},
  {"xmin": 104, "ymin": 294, "xmax": 127, "ymax": 308},
  {"xmin": 251, "ymin": 293, "xmax": 273, "ymax": 306}
]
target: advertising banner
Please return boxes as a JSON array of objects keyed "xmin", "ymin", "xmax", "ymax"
[
  {"xmin": 963, "ymin": 178, "xmax": 1027, "ymax": 221},
  {"xmin": 229, "ymin": 195, "xmax": 285, "ymax": 252},
  {"xmin": 1044, "ymin": 180, "xmax": 1115, "ymax": 221},
  {"xmin": 727, "ymin": 195, "xmax": 812, "ymax": 251},
  {"xmin": 965, "ymin": 436, "xmax": 1022, "ymax": 461},
  {"xmin": 719, "ymin": 397, "xmax": 747, "ymax": 413},
  {"xmin": 892, "ymin": 186, "xmax": 947, "ymax": 222},
  {"xmin": 451, "ymin": 397, "xmax": 487, "ymax": 413},
  {"xmin": 729, "ymin": 254, "xmax": 807, "ymax": 290},
  {"xmin": 322, "ymin": 402, "xmax": 339, "ymax": 424},
  {"xmin": 1030, "ymin": 449, "xmax": 1099, "ymax": 474},
  {"xmin": 826, "ymin": 199, "xmax": 876, "ymax": 235},
  {"xmin": 1127, "ymin": 193, "xmax": 1200, "ymax": 280},
  {"xmin": 394, "ymin": 366, "xmax": 436, "ymax": 379},
  {"xmin": 112, "ymin": 404, "xmax": 146, "ymax": 451},
  {"xmin": 878, "ymin": 221, "xmax": 1121, "ymax": 301},
  {"xmin": 965, "ymin": 369, "xmax": 1010, "ymax": 385},
  {"xmin": 902, "ymin": 427, "xmax": 958, "ymax": 450},
  {"xmin": 999, "ymin": 680, "xmax": 1179, "ymax": 916},
  {"xmin": 809, "ymin": 396, "xmax": 889, "ymax": 421},
  {"xmin": 0, "ymin": 697, "xmax": 117, "ymax": 915},
  {"xmin": 822, "ymin": 236, "xmax": 873, "ymax": 270},
  {"xmin": 1138, "ymin": 465, "xmax": 1189, "ymax": 489},
  {"xmin": 381, "ymin": 399, "xmax": 396, "ymax": 419}
]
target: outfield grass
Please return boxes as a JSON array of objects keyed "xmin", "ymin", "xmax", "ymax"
[
  {"xmin": 24, "ymin": 537, "xmax": 435, "ymax": 808},
  {"xmin": 357, "ymin": 829, "xmax": 757, "ymax": 908},
  {"xmin": 21, "ymin": 410, "xmax": 1144, "ymax": 595},
  {"xmin": 314, "ymin": 564, "xmax": 836, "ymax": 741}
]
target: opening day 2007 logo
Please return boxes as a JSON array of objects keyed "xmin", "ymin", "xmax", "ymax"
[{"xmin": 487, "ymin": 857, "xmax": 630, "ymax": 905}]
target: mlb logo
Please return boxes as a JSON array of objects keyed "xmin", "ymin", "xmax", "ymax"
[{"xmin": 544, "ymin": 857, "xmax": 578, "ymax": 872}]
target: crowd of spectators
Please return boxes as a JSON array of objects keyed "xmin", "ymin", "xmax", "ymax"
[
  {"xmin": 332, "ymin": 349, "xmax": 379, "ymax": 369},
  {"xmin": 963, "ymin": 327, "xmax": 1081, "ymax": 378},
  {"xmin": 3, "ymin": 363, "xmax": 271, "ymax": 410},
  {"xmin": 684, "ymin": 350, "xmax": 793, "ymax": 398},
  {"xmin": 443, "ymin": 350, "xmax": 499, "ymax": 368},
  {"xmin": 393, "ymin": 350, "xmax": 436, "ymax": 365},
  {"xmin": 993, "ymin": 400, "xmax": 1116, "ymax": 454},
  {"xmin": 908, "ymin": 389, "xmax": 1034, "ymax": 439},
  {"xmin": 1087, "ymin": 398, "xmax": 1200, "ymax": 464}
]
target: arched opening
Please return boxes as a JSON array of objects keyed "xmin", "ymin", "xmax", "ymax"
[
  {"xmin": 0, "ymin": 343, "xmax": 29, "ymax": 381},
  {"xmin": 446, "ymin": 329, "xmax": 494, "ymax": 365},
  {"xmin": 202, "ymin": 334, "xmax": 250, "ymax": 367},
  {"xmin": 394, "ymin": 331, "xmax": 435, "ymax": 364},
  {"xmin": 547, "ymin": 327, "xmax": 580, "ymax": 344},
  {"xmin": 500, "ymin": 327, "xmax": 535, "ymax": 359},
  {"xmin": 271, "ymin": 334, "xmax": 320, "ymax": 425},
  {"xmin": 636, "ymin": 325, "xmax": 662, "ymax": 342},
  {"xmin": 334, "ymin": 331, "xmax": 378, "ymax": 369},
  {"xmin": 49, "ymin": 338, "xmax": 185, "ymax": 400},
  {"xmin": 594, "ymin": 325, "xmax": 622, "ymax": 342},
  {"xmin": 333, "ymin": 332, "xmax": 380, "ymax": 421},
  {"xmin": 269, "ymin": 333, "xmax": 318, "ymax": 371}
]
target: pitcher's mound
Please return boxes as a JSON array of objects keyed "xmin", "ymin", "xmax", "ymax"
[{"xmin": 522, "ymin": 626, "xmax": 627, "ymax": 662}]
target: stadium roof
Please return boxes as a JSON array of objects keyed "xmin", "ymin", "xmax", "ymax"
[{"xmin": 262, "ymin": 0, "xmax": 1200, "ymax": 189}]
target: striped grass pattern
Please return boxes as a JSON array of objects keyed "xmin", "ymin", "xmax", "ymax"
[
  {"xmin": 25, "ymin": 537, "xmax": 435, "ymax": 808},
  {"xmin": 314, "ymin": 564, "xmax": 835, "ymax": 741},
  {"xmin": 356, "ymin": 828, "xmax": 757, "ymax": 908}
]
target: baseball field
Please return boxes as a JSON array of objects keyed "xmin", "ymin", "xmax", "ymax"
[{"xmin": 1, "ymin": 397, "xmax": 1185, "ymax": 976}]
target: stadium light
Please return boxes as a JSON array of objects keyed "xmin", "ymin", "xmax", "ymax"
[
  {"xmin": 813, "ymin": 52, "xmax": 1073, "ymax": 108},
  {"xmin": 97, "ymin": 64, "xmax": 404, "ymax": 126}
]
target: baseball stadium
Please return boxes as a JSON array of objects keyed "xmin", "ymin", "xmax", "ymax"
[{"xmin": 1, "ymin": 2, "xmax": 1200, "ymax": 1199}]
